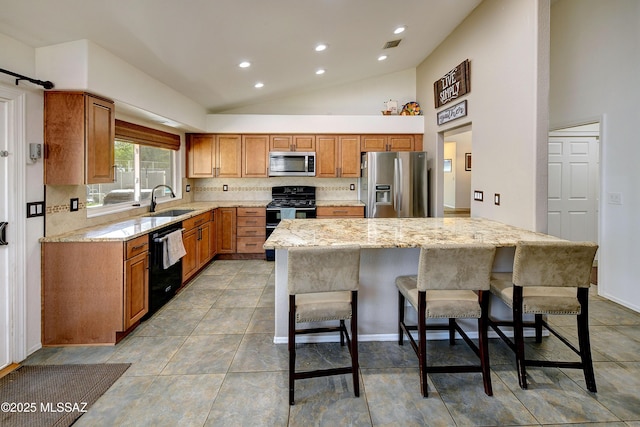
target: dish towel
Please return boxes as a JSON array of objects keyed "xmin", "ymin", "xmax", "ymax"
[
  {"xmin": 163, "ymin": 230, "xmax": 187, "ymax": 269},
  {"xmin": 280, "ymin": 208, "xmax": 296, "ymax": 220}
]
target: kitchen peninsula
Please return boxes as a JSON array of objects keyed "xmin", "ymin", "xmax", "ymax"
[{"xmin": 263, "ymin": 217, "xmax": 563, "ymax": 343}]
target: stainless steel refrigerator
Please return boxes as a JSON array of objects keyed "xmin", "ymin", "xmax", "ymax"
[{"xmin": 359, "ymin": 151, "xmax": 430, "ymax": 218}]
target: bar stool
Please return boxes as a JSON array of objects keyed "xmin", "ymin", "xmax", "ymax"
[
  {"xmin": 287, "ymin": 245, "xmax": 361, "ymax": 405},
  {"xmin": 396, "ymin": 243, "xmax": 496, "ymax": 397},
  {"xmin": 488, "ymin": 240, "xmax": 599, "ymax": 392}
]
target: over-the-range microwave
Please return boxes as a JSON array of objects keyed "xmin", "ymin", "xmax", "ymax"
[{"xmin": 268, "ymin": 151, "xmax": 316, "ymax": 177}]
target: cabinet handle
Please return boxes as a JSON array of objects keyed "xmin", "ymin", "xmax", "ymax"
[
  {"xmin": 132, "ymin": 243, "xmax": 148, "ymax": 250},
  {"xmin": 246, "ymin": 220, "xmax": 257, "ymax": 224},
  {"xmin": 112, "ymin": 165, "xmax": 118, "ymax": 182},
  {"xmin": 246, "ymin": 230, "xmax": 256, "ymax": 234},
  {"xmin": 333, "ymin": 210, "xmax": 348, "ymax": 214},
  {"xmin": 245, "ymin": 211, "xmax": 257, "ymax": 214},
  {"xmin": 246, "ymin": 243, "xmax": 257, "ymax": 246}
]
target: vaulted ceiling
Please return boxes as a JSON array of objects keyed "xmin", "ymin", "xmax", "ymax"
[{"xmin": 1, "ymin": 0, "xmax": 481, "ymax": 112}]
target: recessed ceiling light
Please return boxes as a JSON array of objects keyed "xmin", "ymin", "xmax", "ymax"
[
  {"xmin": 378, "ymin": 55, "xmax": 388, "ymax": 61},
  {"xmin": 394, "ymin": 26, "xmax": 406, "ymax": 35},
  {"xmin": 315, "ymin": 69, "xmax": 326, "ymax": 75},
  {"xmin": 315, "ymin": 44, "xmax": 328, "ymax": 52},
  {"xmin": 238, "ymin": 61, "xmax": 251, "ymax": 68},
  {"xmin": 254, "ymin": 82, "xmax": 264, "ymax": 88}
]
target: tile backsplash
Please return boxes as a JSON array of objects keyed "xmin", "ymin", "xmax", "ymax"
[{"xmin": 45, "ymin": 177, "xmax": 358, "ymax": 236}]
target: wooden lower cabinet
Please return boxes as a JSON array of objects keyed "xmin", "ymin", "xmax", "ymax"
[
  {"xmin": 216, "ymin": 208, "xmax": 237, "ymax": 254},
  {"xmin": 42, "ymin": 234, "xmax": 149, "ymax": 345},
  {"xmin": 182, "ymin": 210, "xmax": 214, "ymax": 283},
  {"xmin": 316, "ymin": 206, "xmax": 365, "ymax": 218},
  {"xmin": 236, "ymin": 207, "xmax": 266, "ymax": 254}
]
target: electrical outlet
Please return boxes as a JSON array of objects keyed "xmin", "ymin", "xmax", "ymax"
[
  {"xmin": 223, "ymin": 184, "xmax": 228, "ymax": 191},
  {"xmin": 350, "ymin": 184, "xmax": 355, "ymax": 191},
  {"xmin": 185, "ymin": 184, "xmax": 191, "ymax": 192},
  {"xmin": 607, "ymin": 192, "xmax": 622, "ymax": 205},
  {"xmin": 494, "ymin": 194, "xmax": 500, "ymax": 205}
]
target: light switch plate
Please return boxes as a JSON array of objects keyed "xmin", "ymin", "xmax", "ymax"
[
  {"xmin": 494, "ymin": 193, "xmax": 500, "ymax": 205},
  {"xmin": 70, "ymin": 198, "xmax": 79, "ymax": 212},
  {"xmin": 26, "ymin": 201, "xmax": 45, "ymax": 218},
  {"xmin": 473, "ymin": 191, "xmax": 484, "ymax": 202}
]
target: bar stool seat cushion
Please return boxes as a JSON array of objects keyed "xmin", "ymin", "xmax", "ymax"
[
  {"xmin": 396, "ymin": 275, "xmax": 481, "ymax": 319},
  {"xmin": 294, "ymin": 291, "xmax": 353, "ymax": 323},
  {"xmin": 491, "ymin": 272, "xmax": 581, "ymax": 315}
]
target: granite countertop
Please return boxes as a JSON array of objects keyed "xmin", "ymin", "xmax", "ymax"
[
  {"xmin": 263, "ymin": 217, "xmax": 563, "ymax": 249},
  {"xmin": 41, "ymin": 200, "xmax": 271, "ymax": 243}
]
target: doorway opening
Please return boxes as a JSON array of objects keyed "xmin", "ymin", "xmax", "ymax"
[
  {"xmin": 548, "ymin": 122, "xmax": 600, "ymax": 282},
  {"xmin": 443, "ymin": 125, "xmax": 472, "ymax": 217}
]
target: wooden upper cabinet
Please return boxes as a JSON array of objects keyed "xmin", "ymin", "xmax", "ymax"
[
  {"xmin": 242, "ymin": 135, "xmax": 269, "ymax": 177},
  {"xmin": 338, "ymin": 135, "xmax": 361, "ymax": 177},
  {"xmin": 269, "ymin": 135, "xmax": 315, "ymax": 151},
  {"xmin": 216, "ymin": 134, "xmax": 242, "ymax": 178},
  {"xmin": 361, "ymin": 134, "xmax": 415, "ymax": 152},
  {"xmin": 316, "ymin": 135, "xmax": 339, "ymax": 178},
  {"xmin": 186, "ymin": 134, "xmax": 241, "ymax": 178},
  {"xmin": 316, "ymin": 135, "xmax": 360, "ymax": 178},
  {"xmin": 187, "ymin": 134, "xmax": 215, "ymax": 178},
  {"xmin": 44, "ymin": 91, "xmax": 115, "ymax": 185}
]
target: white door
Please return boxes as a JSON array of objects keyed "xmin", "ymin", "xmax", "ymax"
[
  {"xmin": 443, "ymin": 142, "xmax": 456, "ymax": 208},
  {"xmin": 548, "ymin": 130, "xmax": 599, "ymax": 242},
  {"xmin": 0, "ymin": 98, "xmax": 12, "ymax": 369}
]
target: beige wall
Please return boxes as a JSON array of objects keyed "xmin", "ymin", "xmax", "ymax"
[{"xmin": 416, "ymin": 0, "xmax": 549, "ymax": 229}]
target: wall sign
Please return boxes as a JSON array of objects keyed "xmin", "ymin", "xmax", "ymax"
[
  {"xmin": 433, "ymin": 59, "xmax": 470, "ymax": 108},
  {"xmin": 437, "ymin": 100, "xmax": 467, "ymax": 126}
]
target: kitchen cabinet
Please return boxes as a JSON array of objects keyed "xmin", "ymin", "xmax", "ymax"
[
  {"xmin": 316, "ymin": 135, "xmax": 361, "ymax": 178},
  {"xmin": 186, "ymin": 134, "xmax": 242, "ymax": 178},
  {"xmin": 44, "ymin": 91, "xmax": 115, "ymax": 185},
  {"xmin": 182, "ymin": 210, "xmax": 214, "ymax": 283},
  {"xmin": 236, "ymin": 207, "xmax": 266, "ymax": 253},
  {"xmin": 242, "ymin": 135, "xmax": 269, "ymax": 177},
  {"xmin": 124, "ymin": 235, "xmax": 150, "ymax": 329},
  {"xmin": 316, "ymin": 206, "xmax": 365, "ymax": 218},
  {"xmin": 361, "ymin": 134, "xmax": 416, "ymax": 152},
  {"xmin": 42, "ymin": 234, "xmax": 149, "ymax": 345},
  {"xmin": 216, "ymin": 207, "xmax": 237, "ymax": 254},
  {"xmin": 269, "ymin": 135, "xmax": 316, "ymax": 152}
]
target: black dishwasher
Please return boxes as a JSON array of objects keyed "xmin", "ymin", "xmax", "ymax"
[{"xmin": 145, "ymin": 222, "xmax": 183, "ymax": 319}]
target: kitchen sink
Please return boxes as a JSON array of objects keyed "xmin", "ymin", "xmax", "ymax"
[{"xmin": 148, "ymin": 209, "xmax": 195, "ymax": 217}]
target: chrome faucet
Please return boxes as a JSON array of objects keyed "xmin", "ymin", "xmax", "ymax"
[{"xmin": 150, "ymin": 185, "xmax": 176, "ymax": 212}]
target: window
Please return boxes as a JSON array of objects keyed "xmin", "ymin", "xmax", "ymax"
[{"xmin": 86, "ymin": 120, "xmax": 180, "ymax": 213}]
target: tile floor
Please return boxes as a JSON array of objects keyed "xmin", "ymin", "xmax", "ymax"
[{"xmin": 24, "ymin": 259, "xmax": 640, "ymax": 426}]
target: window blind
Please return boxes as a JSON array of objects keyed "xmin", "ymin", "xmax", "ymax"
[{"xmin": 115, "ymin": 119, "xmax": 180, "ymax": 151}]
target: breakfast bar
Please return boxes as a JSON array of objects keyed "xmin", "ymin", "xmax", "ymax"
[{"xmin": 263, "ymin": 217, "xmax": 563, "ymax": 343}]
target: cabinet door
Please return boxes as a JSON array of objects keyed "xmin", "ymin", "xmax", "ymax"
[
  {"xmin": 187, "ymin": 134, "xmax": 215, "ymax": 178},
  {"xmin": 339, "ymin": 135, "xmax": 361, "ymax": 177},
  {"xmin": 197, "ymin": 222, "xmax": 211, "ymax": 268},
  {"xmin": 388, "ymin": 135, "xmax": 414, "ymax": 151},
  {"xmin": 316, "ymin": 135, "xmax": 339, "ymax": 177},
  {"xmin": 242, "ymin": 135, "xmax": 269, "ymax": 177},
  {"xmin": 269, "ymin": 135, "xmax": 293, "ymax": 151},
  {"xmin": 181, "ymin": 227, "xmax": 199, "ymax": 282},
  {"xmin": 361, "ymin": 135, "xmax": 387, "ymax": 152},
  {"xmin": 124, "ymin": 251, "xmax": 149, "ymax": 329},
  {"xmin": 86, "ymin": 95, "xmax": 115, "ymax": 184},
  {"xmin": 293, "ymin": 135, "xmax": 316, "ymax": 151},
  {"xmin": 217, "ymin": 135, "xmax": 242, "ymax": 178},
  {"xmin": 209, "ymin": 213, "xmax": 217, "ymax": 260},
  {"xmin": 216, "ymin": 208, "xmax": 237, "ymax": 254}
]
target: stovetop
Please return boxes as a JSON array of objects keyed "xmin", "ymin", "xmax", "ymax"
[{"xmin": 268, "ymin": 185, "xmax": 316, "ymax": 209}]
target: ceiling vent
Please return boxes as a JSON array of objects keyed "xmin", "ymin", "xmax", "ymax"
[{"xmin": 383, "ymin": 39, "xmax": 402, "ymax": 49}]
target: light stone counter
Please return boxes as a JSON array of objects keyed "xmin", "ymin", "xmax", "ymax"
[
  {"xmin": 264, "ymin": 217, "xmax": 564, "ymax": 344},
  {"xmin": 41, "ymin": 200, "xmax": 270, "ymax": 242}
]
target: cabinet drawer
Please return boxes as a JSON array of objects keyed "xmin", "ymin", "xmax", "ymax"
[
  {"xmin": 183, "ymin": 211, "xmax": 211, "ymax": 230},
  {"xmin": 237, "ymin": 226, "xmax": 266, "ymax": 238},
  {"xmin": 316, "ymin": 206, "xmax": 365, "ymax": 217},
  {"xmin": 237, "ymin": 207, "xmax": 266, "ymax": 217},
  {"xmin": 126, "ymin": 235, "xmax": 149, "ymax": 259},
  {"xmin": 237, "ymin": 216, "xmax": 266, "ymax": 227},
  {"xmin": 237, "ymin": 237, "xmax": 265, "ymax": 253}
]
